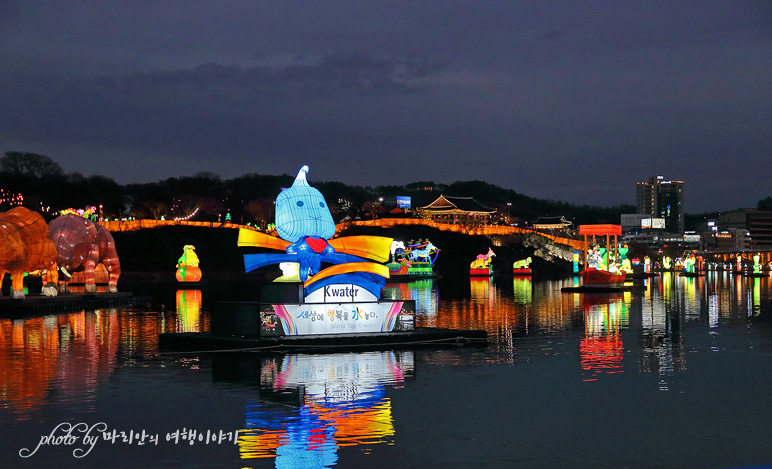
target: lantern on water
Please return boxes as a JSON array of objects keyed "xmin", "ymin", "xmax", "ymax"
[{"xmin": 176, "ymin": 245, "xmax": 202, "ymax": 282}]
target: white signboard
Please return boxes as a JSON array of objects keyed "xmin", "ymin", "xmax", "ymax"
[
  {"xmin": 304, "ymin": 284, "xmax": 378, "ymax": 303},
  {"xmin": 642, "ymin": 218, "xmax": 666, "ymax": 229},
  {"xmin": 265, "ymin": 300, "xmax": 415, "ymax": 335}
]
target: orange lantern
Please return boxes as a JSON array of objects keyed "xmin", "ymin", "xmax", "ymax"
[
  {"xmin": 175, "ymin": 245, "xmax": 202, "ymax": 282},
  {"xmin": 176, "ymin": 265, "xmax": 202, "ymax": 282}
]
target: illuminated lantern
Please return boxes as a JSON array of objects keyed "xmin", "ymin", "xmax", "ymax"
[
  {"xmin": 0, "ymin": 207, "xmax": 59, "ymax": 298},
  {"xmin": 49, "ymin": 214, "xmax": 121, "ymax": 293},
  {"xmin": 513, "ymin": 257, "xmax": 532, "ymax": 276},
  {"xmin": 176, "ymin": 245, "xmax": 202, "ymax": 282},
  {"xmin": 274, "ymin": 165, "xmax": 336, "ymax": 243},
  {"xmin": 238, "ymin": 165, "xmax": 392, "ymax": 299},
  {"xmin": 470, "ymin": 248, "xmax": 495, "ymax": 276}
]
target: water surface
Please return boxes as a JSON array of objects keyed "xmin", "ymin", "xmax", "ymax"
[{"xmin": 2, "ymin": 272, "xmax": 772, "ymax": 468}]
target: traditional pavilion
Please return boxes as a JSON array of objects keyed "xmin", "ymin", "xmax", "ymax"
[
  {"xmin": 532, "ymin": 216, "xmax": 572, "ymax": 231},
  {"xmin": 419, "ymin": 195, "xmax": 497, "ymax": 224}
]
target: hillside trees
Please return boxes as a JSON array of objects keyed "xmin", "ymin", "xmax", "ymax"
[{"xmin": 2, "ymin": 150, "xmax": 637, "ymax": 225}]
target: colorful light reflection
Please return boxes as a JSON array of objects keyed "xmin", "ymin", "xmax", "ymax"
[
  {"xmin": 580, "ymin": 294, "xmax": 630, "ymax": 381},
  {"xmin": 239, "ymin": 351, "xmax": 414, "ymax": 463}
]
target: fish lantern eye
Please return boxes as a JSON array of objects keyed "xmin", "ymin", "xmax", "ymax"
[
  {"xmin": 296, "ymin": 201, "xmax": 304, "ymax": 207},
  {"xmin": 319, "ymin": 202, "xmax": 325, "ymax": 208}
]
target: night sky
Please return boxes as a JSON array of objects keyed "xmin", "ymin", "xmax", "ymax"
[{"xmin": 2, "ymin": 1, "xmax": 770, "ymax": 213}]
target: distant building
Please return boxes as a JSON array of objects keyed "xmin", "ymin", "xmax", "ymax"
[
  {"xmin": 532, "ymin": 216, "xmax": 572, "ymax": 231},
  {"xmin": 419, "ymin": 195, "xmax": 496, "ymax": 224},
  {"xmin": 620, "ymin": 213, "xmax": 666, "ymax": 233},
  {"xmin": 711, "ymin": 228, "xmax": 750, "ymax": 252},
  {"xmin": 636, "ymin": 175, "xmax": 684, "ymax": 234},
  {"xmin": 717, "ymin": 209, "xmax": 772, "ymax": 250}
]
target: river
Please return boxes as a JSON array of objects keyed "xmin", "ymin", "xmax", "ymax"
[{"xmin": 2, "ymin": 271, "xmax": 772, "ymax": 468}]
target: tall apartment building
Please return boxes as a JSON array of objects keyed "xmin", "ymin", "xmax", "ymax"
[{"xmin": 635, "ymin": 175, "xmax": 684, "ymax": 234}]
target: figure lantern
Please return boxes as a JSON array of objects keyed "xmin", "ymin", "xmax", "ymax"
[
  {"xmin": 176, "ymin": 245, "xmax": 202, "ymax": 282},
  {"xmin": 470, "ymin": 248, "xmax": 495, "ymax": 276},
  {"xmin": 0, "ymin": 207, "xmax": 59, "ymax": 298},
  {"xmin": 49, "ymin": 214, "xmax": 121, "ymax": 293},
  {"xmin": 274, "ymin": 166, "xmax": 336, "ymax": 243},
  {"xmin": 513, "ymin": 257, "xmax": 532, "ymax": 276},
  {"xmin": 238, "ymin": 165, "xmax": 392, "ymax": 299}
]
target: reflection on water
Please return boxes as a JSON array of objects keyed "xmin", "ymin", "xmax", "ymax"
[
  {"xmin": 0, "ymin": 310, "xmax": 119, "ymax": 419},
  {"xmin": 382, "ymin": 280, "xmax": 438, "ymax": 318},
  {"xmin": 1, "ymin": 273, "xmax": 772, "ymax": 467},
  {"xmin": 0, "ymin": 302, "xmax": 210, "ymax": 420},
  {"xmin": 235, "ymin": 351, "xmax": 414, "ymax": 465},
  {"xmin": 512, "ymin": 277, "xmax": 532, "ymax": 304},
  {"xmin": 176, "ymin": 289, "xmax": 202, "ymax": 332},
  {"xmin": 579, "ymin": 293, "xmax": 630, "ymax": 381}
]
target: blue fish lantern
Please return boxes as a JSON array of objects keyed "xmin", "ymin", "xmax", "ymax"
[
  {"xmin": 238, "ymin": 165, "xmax": 393, "ymax": 299},
  {"xmin": 275, "ymin": 165, "xmax": 336, "ymax": 243}
]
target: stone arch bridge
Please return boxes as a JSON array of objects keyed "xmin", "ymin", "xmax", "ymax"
[{"xmin": 100, "ymin": 217, "xmax": 583, "ymax": 265}]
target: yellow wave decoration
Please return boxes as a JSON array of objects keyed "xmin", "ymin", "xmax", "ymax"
[
  {"xmin": 237, "ymin": 229, "xmax": 291, "ymax": 251},
  {"xmin": 328, "ymin": 236, "xmax": 393, "ymax": 263}
]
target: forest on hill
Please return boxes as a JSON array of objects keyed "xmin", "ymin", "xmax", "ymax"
[{"xmin": 1, "ymin": 150, "xmax": 640, "ymax": 227}]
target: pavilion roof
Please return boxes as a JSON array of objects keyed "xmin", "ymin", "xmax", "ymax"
[
  {"xmin": 419, "ymin": 195, "xmax": 496, "ymax": 214},
  {"xmin": 533, "ymin": 216, "xmax": 571, "ymax": 227}
]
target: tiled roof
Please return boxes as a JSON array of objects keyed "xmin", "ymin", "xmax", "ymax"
[{"xmin": 420, "ymin": 195, "xmax": 496, "ymax": 213}]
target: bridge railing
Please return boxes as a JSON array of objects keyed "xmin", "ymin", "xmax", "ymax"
[
  {"xmin": 99, "ymin": 217, "xmax": 583, "ymax": 252},
  {"xmin": 339, "ymin": 218, "xmax": 584, "ymax": 251},
  {"xmin": 99, "ymin": 219, "xmax": 258, "ymax": 232}
]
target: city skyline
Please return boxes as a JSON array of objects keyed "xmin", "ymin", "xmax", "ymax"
[{"xmin": 1, "ymin": 1, "xmax": 770, "ymax": 213}]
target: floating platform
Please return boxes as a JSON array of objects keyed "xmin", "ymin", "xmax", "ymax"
[
  {"xmin": 387, "ymin": 273, "xmax": 439, "ymax": 282},
  {"xmin": 0, "ymin": 292, "xmax": 151, "ymax": 318},
  {"xmin": 160, "ymin": 327, "xmax": 488, "ymax": 353},
  {"xmin": 469, "ymin": 268, "xmax": 493, "ymax": 277}
]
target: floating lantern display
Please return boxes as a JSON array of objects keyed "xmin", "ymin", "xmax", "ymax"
[
  {"xmin": 0, "ymin": 207, "xmax": 58, "ymax": 298},
  {"xmin": 577, "ymin": 224, "xmax": 626, "ymax": 286},
  {"xmin": 679, "ymin": 252, "xmax": 703, "ymax": 277},
  {"xmin": 469, "ymin": 248, "xmax": 495, "ymax": 276},
  {"xmin": 386, "ymin": 239, "xmax": 439, "ymax": 279},
  {"xmin": 49, "ymin": 214, "xmax": 121, "ymax": 293},
  {"xmin": 512, "ymin": 257, "xmax": 532, "ymax": 276},
  {"xmin": 746, "ymin": 254, "xmax": 766, "ymax": 277},
  {"xmin": 176, "ymin": 245, "xmax": 202, "ymax": 282},
  {"xmin": 236, "ymin": 165, "xmax": 415, "ymax": 336}
]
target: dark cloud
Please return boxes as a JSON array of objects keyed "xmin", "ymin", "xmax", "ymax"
[{"xmin": 0, "ymin": 0, "xmax": 770, "ymax": 213}]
